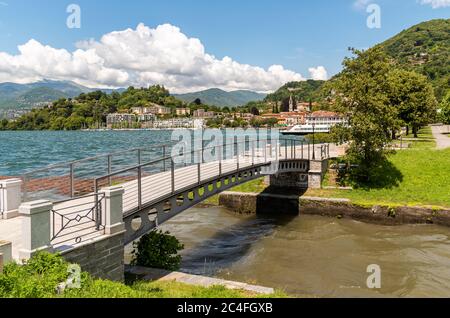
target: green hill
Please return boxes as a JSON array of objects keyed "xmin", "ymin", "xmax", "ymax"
[
  {"xmin": 376, "ymin": 19, "xmax": 450, "ymax": 101},
  {"xmin": 173, "ymin": 88, "xmax": 266, "ymax": 107},
  {"xmin": 264, "ymin": 80, "xmax": 325, "ymax": 104}
]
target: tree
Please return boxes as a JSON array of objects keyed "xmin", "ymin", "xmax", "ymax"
[
  {"xmin": 387, "ymin": 69, "xmax": 437, "ymax": 137},
  {"xmin": 329, "ymin": 48, "xmax": 399, "ymax": 183},
  {"xmin": 250, "ymin": 106, "xmax": 260, "ymax": 116},
  {"xmin": 439, "ymin": 91, "xmax": 450, "ymax": 125}
]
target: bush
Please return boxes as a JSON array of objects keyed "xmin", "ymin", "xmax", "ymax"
[
  {"xmin": 131, "ymin": 230, "xmax": 184, "ymax": 271},
  {"xmin": 0, "ymin": 252, "xmax": 74, "ymax": 298}
]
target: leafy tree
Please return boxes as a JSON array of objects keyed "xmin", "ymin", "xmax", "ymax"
[
  {"xmin": 439, "ymin": 91, "xmax": 450, "ymax": 125},
  {"xmin": 329, "ymin": 48, "xmax": 399, "ymax": 183},
  {"xmin": 387, "ymin": 69, "xmax": 437, "ymax": 137}
]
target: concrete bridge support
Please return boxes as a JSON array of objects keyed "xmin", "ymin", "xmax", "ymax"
[{"xmin": 268, "ymin": 159, "xmax": 329, "ymax": 190}]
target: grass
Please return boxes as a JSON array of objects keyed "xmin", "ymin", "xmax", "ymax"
[
  {"xmin": 0, "ymin": 253, "xmax": 287, "ymax": 298},
  {"xmin": 65, "ymin": 279, "xmax": 287, "ymax": 298},
  {"xmin": 219, "ymin": 127, "xmax": 450, "ymax": 209},
  {"xmin": 200, "ymin": 178, "xmax": 268, "ymax": 206},
  {"xmin": 307, "ymin": 127, "xmax": 450, "ymax": 208}
]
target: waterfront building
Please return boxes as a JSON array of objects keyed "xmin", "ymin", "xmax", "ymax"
[
  {"xmin": 131, "ymin": 103, "xmax": 171, "ymax": 116},
  {"xmin": 193, "ymin": 109, "xmax": 215, "ymax": 118},
  {"xmin": 151, "ymin": 118, "xmax": 205, "ymax": 129},
  {"xmin": 176, "ymin": 108, "xmax": 191, "ymax": 116},
  {"xmin": 106, "ymin": 113, "xmax": 136, "ymax": 128}
]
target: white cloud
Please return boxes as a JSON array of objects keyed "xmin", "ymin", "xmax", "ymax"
[
  {"xmin": 308, "ymin": 66, "xmax": 328, "ymax": 81},
  {"xmin": 0, "ymin": 23, "xmax": 321, "ymax": 93},
  {"xmin": 419, "ymin": 0, "xmax": 450, "ymax": 8}
]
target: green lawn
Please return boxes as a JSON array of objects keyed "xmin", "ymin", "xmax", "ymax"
[
  {"xmin": 310, "ymin": 127, "xmax": 450, "ymax": 208},
  {"xmin": 222, "ymin": 127, "xmax": 450, "ymax": 209},
  {"xmin": 0, "ymin": 253, "xmax": 286, "ymax": 298}
]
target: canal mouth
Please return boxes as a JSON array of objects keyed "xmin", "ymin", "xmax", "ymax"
[{"xmin": 134, "ymin": 206, "xmax": 450, "ymax": 298}]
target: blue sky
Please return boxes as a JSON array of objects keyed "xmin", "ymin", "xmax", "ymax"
[{"xmin": 0, "ymin": 0, "xmax": 448, "ymax": 92}]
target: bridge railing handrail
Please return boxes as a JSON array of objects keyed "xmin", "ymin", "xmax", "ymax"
[
  {"xmin": 20, "ymin": 140, "xmax": 180, "ymax": 177},
  {"xmin": 20, "ymin": 134, "xmax": 331, "ymax": 203},
  {"xmin": 93, "ymin": 138, "xmax": 274, "ymax": 181}
]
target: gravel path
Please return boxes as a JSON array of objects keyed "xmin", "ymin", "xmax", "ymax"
[{"xmin": 431, "ymin": 125, "xmax": 450, "ymax": 150}]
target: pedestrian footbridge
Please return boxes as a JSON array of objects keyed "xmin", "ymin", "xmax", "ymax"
[{"xmin": 1, "ymin": 138, "xmax": 332, "ymax": 262}]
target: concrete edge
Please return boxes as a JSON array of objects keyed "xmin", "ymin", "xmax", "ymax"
[{"xmin": 125, "ymin": 265, "xmax": 275, "ymax": 295}]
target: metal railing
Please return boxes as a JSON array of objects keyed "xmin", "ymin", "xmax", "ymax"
[
  {"xmin": 20, "ymin": 141, "xmax": 179, "ymax": 203},
  {"xmin": 93, "ymin": 138, "xmax": 331, "ymax": 215},
  {"xmin": 20, "ymin": 136, "xmax": 331, "ymax": 205},
  {"xmin": 50, "ymin": 192, "xmax": 106, "ymax": 246}
]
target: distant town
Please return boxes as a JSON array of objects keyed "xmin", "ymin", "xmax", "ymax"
[{"xmin": 105, "ymin": 92, "xmax": 348, "ymax": 135}]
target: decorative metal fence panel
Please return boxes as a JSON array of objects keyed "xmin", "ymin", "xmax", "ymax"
[{"xmin": 50, "ymin": 193, "xmax": 106, "ymax": 247}]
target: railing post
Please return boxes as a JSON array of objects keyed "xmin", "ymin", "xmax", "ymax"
[
  {"xmin": 252, "ymin": 141, "xmax": 255, "ymax": 166},
  {"xmin": 285, "ymin": 141, "xmax": 287, "ymax": 159},
  {"xmin": 301, "ymin": 141, "xmax": 304, "ymax": 160},
  {"xmin": 162, "ymin": 146, "xmax": 166, "ymax": 172},
  {"xmin": 69, "ymin": 163, "xmax": 75, "ymax": 198},
  {"xmin": 19, "ymin": 200, "xmax": 53, "ymax": 260},
  {"xmin": 137, "ymin": 166, "xmax": 142, "ymax": 209},
  {"xmin": 0, "ymin": 179, "xmax": 22, "ymax": 219},
  {"xmin": 171, "ymin": 158, "xmax": 175, "ymax": 194},
  {"xmin": 219, "ymin": 145, "xmax": 222, "ymax": 176},
  {"xmin": 236, "ymin": 142, "xmax": 240, "ymax": 171},
  {"xmin": 101, "ymin": 186, "xmax": 125, "ymax": 235},
  {"xmin": 137, "ymin": 149, "xmax": 141, "ymax": 165},
  {"xmin": 108, "ymin": 154, "xmax": 112, "ymax": 186},
  {"xmin": 197, "ymin": 150, "xmax": 201, "ymax": 185}
]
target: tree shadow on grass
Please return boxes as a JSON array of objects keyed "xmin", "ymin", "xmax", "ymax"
[{"xmin": 351, "ymin": 159, "xmax": 404, "ymax": 190}]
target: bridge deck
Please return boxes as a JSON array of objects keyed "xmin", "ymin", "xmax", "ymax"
[{"xmin": 1, "ymin": 144, "xmax": 340, "ymax": 260}]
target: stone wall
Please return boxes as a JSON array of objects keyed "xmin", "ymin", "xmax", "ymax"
[
  {"xmin": 59, "ymin": 231, "xmax": 125, "ymax": 282},
  {"xmin": 219, "ymin": 192, "xmax": 300, "ymax": 216},
  {"xmin": 268, "ymin": 159, "xmax": 329, "ymax": 190},
  {"xmin": 219, "ymin": 191, "xmax": 450, "ymax": 227}
]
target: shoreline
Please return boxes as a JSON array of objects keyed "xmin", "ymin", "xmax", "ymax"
[{"xmin": 217, "ymin": 191, "xmax": 450, "ymax": 227}]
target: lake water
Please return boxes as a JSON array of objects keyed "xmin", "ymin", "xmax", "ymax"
[
  {"xmin": 136, "ymin": 206, "xmax": 450, "ymax": 298},
  {"xmin": 0, "ymin": 130, "xmax": 174, "ymax": 176}
]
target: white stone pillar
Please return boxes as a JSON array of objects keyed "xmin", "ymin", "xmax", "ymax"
[
  {"xmin": 0, "ymin": 179, "xmax": 22, "ymax": 219},
  {"xmin": 101, "ymin": 186, "xmax": 125, "ymax": 235},
  {"xmin": 0, "ymin": 240, "xmax": 12, "ymax": 272},
  {"xmin": 18, "ymin": 200, "xmax": 53, "ymax": 260}
]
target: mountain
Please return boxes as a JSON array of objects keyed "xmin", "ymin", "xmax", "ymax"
[
  {"xmin": 0, "ymin": 80, "xmax": 123, "ymax": 110},
  {"xmin": 375, "ymin": 19, "xmax": 450, "ymax": 101},
  {"xmin": 173, "ymin": 88, "xmax": 266, "ymax": 107},
  {"xmin": 264, "ymin": 80, "xmax": 326, "ymax": 104}
]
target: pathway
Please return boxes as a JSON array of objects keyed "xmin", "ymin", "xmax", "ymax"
[{"xmin": 431, "ymin": 125, "xmax": 450, "ymax": 150}]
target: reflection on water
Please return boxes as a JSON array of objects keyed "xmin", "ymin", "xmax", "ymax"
[{"xmin": 126, "ymin": 206, "xmax": 450, "ymax": 298}]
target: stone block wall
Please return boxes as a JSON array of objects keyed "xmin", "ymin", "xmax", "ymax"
[{"xmin": 60, "ymin": 232, "xmax": 125, "ymax": 282}]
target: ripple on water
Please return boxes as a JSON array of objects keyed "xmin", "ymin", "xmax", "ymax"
[{"xmin": 146, "ymin": 207, "xmax": 450, "ymax": 297}]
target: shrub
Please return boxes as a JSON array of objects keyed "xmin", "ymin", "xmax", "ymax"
[
  {"xmin": 0, "ymin": 252, "xmax": 73, "ymax": 298},
  {"xmin": 131, "ymin": 230, "xmax": 184, "ymax": 271}
]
